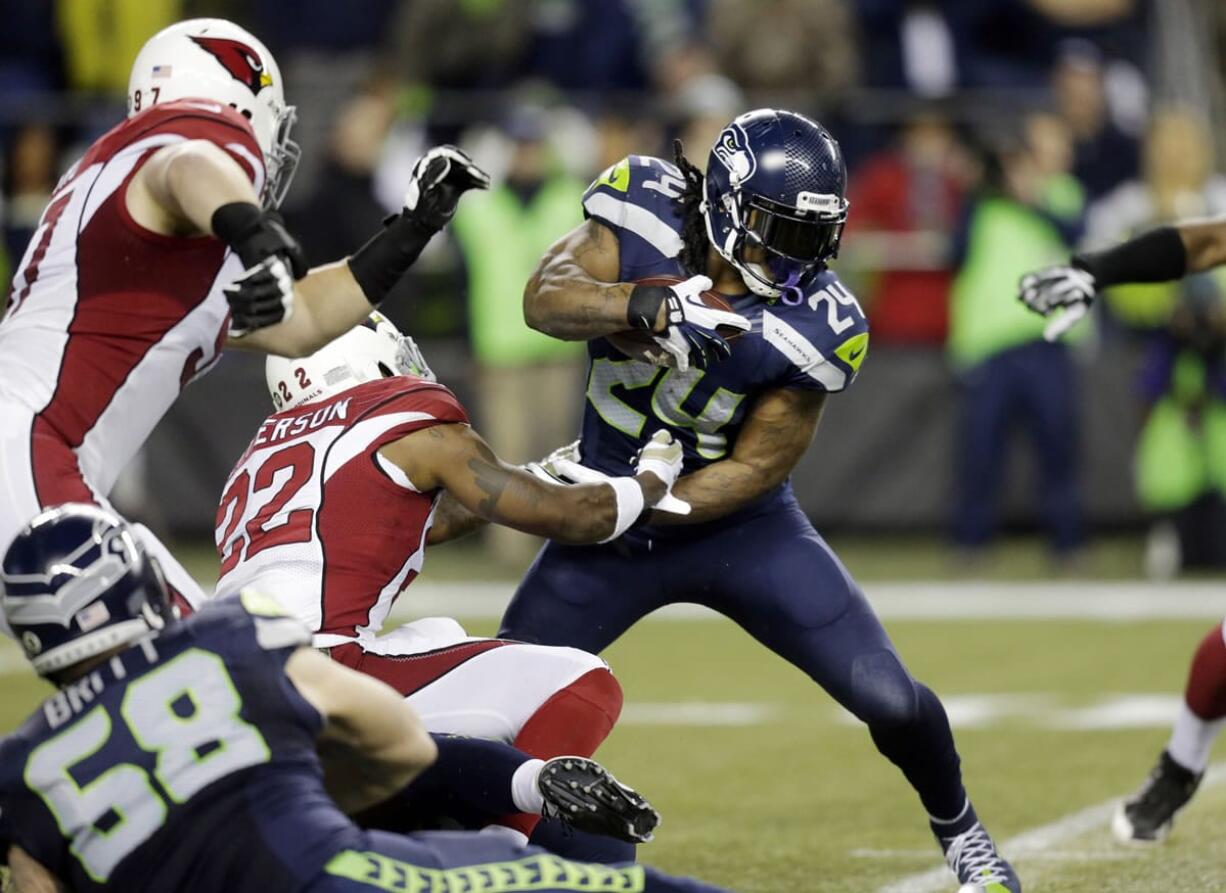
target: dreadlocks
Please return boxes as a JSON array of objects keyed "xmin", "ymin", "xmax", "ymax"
[{"xmin": 672, "ymin": 139, "xmax": 710, "ymax": 278}]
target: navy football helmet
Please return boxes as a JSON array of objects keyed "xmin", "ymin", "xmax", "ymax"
[
  {"xmin": 703, "ymin": 109, "xmax": 849, "ymax": 301},
  {"xmin": 1, "ymin": 504, "xmax": 172, "ymax": 677}
]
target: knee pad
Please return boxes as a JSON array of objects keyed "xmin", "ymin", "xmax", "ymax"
[{"xmin": 849, "ymin": 650, "xmax": 920, "ymax": 729}]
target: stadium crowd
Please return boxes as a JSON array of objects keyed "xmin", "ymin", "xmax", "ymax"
[{"xmin": 2, "ymin": 0, "xmax": 1225, "ymax": 571}]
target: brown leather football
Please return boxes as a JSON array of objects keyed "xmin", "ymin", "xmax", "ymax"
[{"xmin": 606, "ymin": 275, "xmax": 743, "ymax": 366}]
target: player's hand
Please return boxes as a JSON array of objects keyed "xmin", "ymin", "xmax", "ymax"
[
  {"xmin": 216, "ymin": 207, "xmax": 308, "ymax": 337},
  {"xmin": 652, "ymin": 276, "xmax": 751, "ymax": 372},
  {"xmin": 1018, "ymin": 264, "xmax": 1096, "ymax": 341},
  {"xmin": 400, "ymin": 334, "xmax": 436, "ymax": 381},
  {"xmin": 634, "ymin": 430, "xmax": 690, "ymax": 515},
  {"xmin": 523, "ymin": 440, "xmax": 583, "ymax": 485},
  {"xmin": 403, "ymin": 145, "xmax": 491, "ymax": 231}
]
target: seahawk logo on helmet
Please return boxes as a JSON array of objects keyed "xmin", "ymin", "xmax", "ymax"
[
  {"xmin": 266, "ymin": 312, "xmax": 436, "ymax": 412},
  {"xmin": 702, "ymin": 108, "xmax": 850, "ymax": 302},
  {"xmin": 1, "ymin": 505, "xmax": 173, "ymax": 676},
  {"xmin": 712, "ymin": 124, "xmax": 757, "ymax": 183}
]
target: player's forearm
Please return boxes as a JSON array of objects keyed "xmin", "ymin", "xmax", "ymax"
[
  {"xmin": 319, "ymin": 734, "xmax": 437, "ymax": 814},
  {"xmin": 7, "ymin": 846, "xmax": 66, "ymax": 893},
  {"xmin": 230, "ymin": 261, "xmax": 371, "ymax": 356},
  {"xmin": 649, "ymin": 458, "xmax": 785, "ymax": 526},
  {"xmin": 426, "ymin": 492, "xmax": 488, "ymax": 545},
  {"xmin": 523, "ymin": 264, "xmax": 639, "ymax": 341},
  {"xmin": 1178, "ymin": 219, "xmax": 1226, "ymax": 274}
]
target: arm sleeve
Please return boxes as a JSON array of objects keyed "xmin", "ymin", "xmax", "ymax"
[
  {"xmin": 135, "ymin": 102, "xmax": 267, "ymax": 194},
  {"xmin": 581, "ymin": 157, "xmax": 634, "ymax": 231}
]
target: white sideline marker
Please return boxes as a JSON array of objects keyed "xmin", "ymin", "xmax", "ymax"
[{"xmin": 875, "ymin": 764, "xmax": 1226, "ymax": 893}]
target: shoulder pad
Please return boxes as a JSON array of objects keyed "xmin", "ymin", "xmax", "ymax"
[
  {"xmin": 762, "ymin": 273, "xmax": 871, "ymax": 392},
  {"xmin": 582, "ymin": 155, "xmax": 688, "ymax": 258}
]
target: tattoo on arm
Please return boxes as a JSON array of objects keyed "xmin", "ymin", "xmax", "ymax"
[{"xmin": 468, "ymin": 456, "xmax": 511, "ymax": 518}]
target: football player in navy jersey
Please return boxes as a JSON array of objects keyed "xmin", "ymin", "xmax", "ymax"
[
  {"xmin": 0, "ymin": 505, "xmax": 730, "ymax": 893},
  {"xmin": 501, "ymin": 109, "xmax": 1022, "ymax": 893}
]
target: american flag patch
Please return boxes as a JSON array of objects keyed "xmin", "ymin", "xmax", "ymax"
[
  {"xmin": 152, "ymin": 64, "xmax": 172, "ymax": 78},
  {"xmin": 75, "ymin": 601, "xmax": 112, "ymax": 632}
]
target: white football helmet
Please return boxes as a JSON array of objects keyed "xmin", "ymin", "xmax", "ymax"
[
  {"xmin": 266, "ymin": 312, "xmax": 436, "ymax": 412},
  {"xmin": 127, "ymin": 18, "xmax": 300, "ymax": 207}
]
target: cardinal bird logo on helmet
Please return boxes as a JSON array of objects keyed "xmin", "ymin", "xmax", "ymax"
[{"xmin": 190, "ymin": 35, "xmax": 273, "ymax": 95}]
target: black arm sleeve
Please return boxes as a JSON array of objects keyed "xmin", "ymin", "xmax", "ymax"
[{"xmin": 1073, "ymin": 225, "xmax": 1187, "ymax": 287}]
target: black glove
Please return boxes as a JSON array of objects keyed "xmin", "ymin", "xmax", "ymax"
[
  {"xmin": 402, "ymin": 145, "xmax": 491, "ymax": 231},
  {"xmin": 348, "ymin": 146, "xmax": 490, "ymax": 306},
  {"xmin": 212, "ymin": 202, "xmax": 308, "ymax": 337}
]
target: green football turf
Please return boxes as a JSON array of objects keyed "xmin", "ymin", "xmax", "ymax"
[{"xmin": 4, "ymin": 614, "xmax": 1225, "ymax": 892}]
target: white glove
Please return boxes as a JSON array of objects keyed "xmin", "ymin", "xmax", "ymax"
[
  {"xmin": 651, "ymin": 275, "xmax": 751, "ymax": 372},
  {"xmin": 1018, "ymin": 264, "xmax": 1096, "ymax": 313},
  {"xmin": 1018, "ymin": 265, "xmax": 1096, "ymax": 341},
  {"xmin": 523, "ymin": 440, "xmax": 583, "ymax": 485},
  {"xmin": 634, "ymin": 430, "xmax": 690, "ymax": 515}
]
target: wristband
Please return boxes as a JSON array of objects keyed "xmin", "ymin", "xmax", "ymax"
[
  {"xmin": 347, "ymin": 213, "xmax": 438, "ymax": 306},
  {"xmin": 1073, "ymin": 225, "xmax": 1187, "ymax": 287},
  {"xmin": 211, "ymin": 202, "xmax": 264, "ymax": 249},
  {"xmin": 600, "ymin": 477, "xmax": 646, "ymax": 543},
  {"xmin": 627, "ymin": 284, "xmax": 668, "ymax": 331}
]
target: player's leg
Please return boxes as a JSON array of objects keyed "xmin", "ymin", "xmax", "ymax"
[
  {"xmin": 363, "ymin": 734, "xmax": 658, "ymax": 847},
  {"xmin": 1115, "ymin": 619, "xmax": 1226, "ymax": 842},
  {"xmin": 331, "ymin": 629, "xmax": 623, "ymax": 755},
  {"xmin": 128, "ymin": 522, "xmax": 209, "ymax": 616},
  {"xmin": 695, "ymin": 499, "xmax": 1018, "ymax": 891},
  {"xmin": 499, "ymin": 539, "xmax": 667, "ymax": 654},
  {"xmin": 310, "ymin": 829, "xmax": 731, "ymax": 893},
  {"xmin": 1018, "ymin": 341, "xmax": 1084, "ymax": 555},
  {"xmin": 330, "ymin": 627, "xmax": 625, "ymax": 841}
]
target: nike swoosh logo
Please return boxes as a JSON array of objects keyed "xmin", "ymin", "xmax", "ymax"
[{"xmin": 848, "ymin": 346, "xmax": 864, "ymax": 360}]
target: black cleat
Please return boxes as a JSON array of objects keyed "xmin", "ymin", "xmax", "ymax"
[
  {"xmin": 538, "ymin": 756, "xmax": 661, "ymax": 843},
  {"xmin": 1113, "ymin": 750, "xmax": 1204, "ymax": 844}
]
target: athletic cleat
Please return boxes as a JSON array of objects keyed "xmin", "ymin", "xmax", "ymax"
[
  {"xmin": 1112, "ymin": 749, "xmax": 1203, "ymax": 844},
  {"xmin": 538, "ymin": 756, "xmax": 661, "ymax": 843},
  {"xmin": 938, "ymin": 822, "xmax": 1020, "ymax": 893}
]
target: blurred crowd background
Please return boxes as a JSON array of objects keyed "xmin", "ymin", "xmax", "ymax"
[{"xmin": 4, "ymin": 0, "xmax": 1226, "ymax": 576}]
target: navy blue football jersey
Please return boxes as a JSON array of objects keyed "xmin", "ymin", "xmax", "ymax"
[
  {"xmin": 578, "ymin": 156, "xmax": 869, "ymax": 518},
  {"xmin": 0, "ymin": 593, "xmax": 360, "ymax": 893}
]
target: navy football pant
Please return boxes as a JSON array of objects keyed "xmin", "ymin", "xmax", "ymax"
[
  {"xmin": 500, "ymin": 496, "xmax": 967, "ymax": 822},
  {"xmin": 309, "ymin": 830, "xmax": 726, "ymax": 892},
  {"xmin": 953, "ymin": 340, "xmax": 1083, "ymax": 553}
]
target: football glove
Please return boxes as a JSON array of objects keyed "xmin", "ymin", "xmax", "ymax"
[
  {"xmin": 634, "ymin": 430, "xmax": 690, "ymax": 515},
  {"xmin": 212, "ymin": 203, "xmax": 309, "ymax": 338},
  {"xmin": 403, "ymin": 145, "xmax": 491, "ymax": 231},
  {"xmin": 1018, "ymin": 264, "xmax": 1096, "ymax": 341},
  {"xmin": 523, "ymin": 440, "xmax": 583, "ymax": 485},
  {"xmin": 650, "ymin": 275, "xmax": 751, "ymax": 372}
]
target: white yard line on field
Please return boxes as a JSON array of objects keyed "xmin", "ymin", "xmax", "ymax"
[
  {"xmin": 619, "ymin": 701, "xmax": 778, "ymax": 726},
  {"xmin": 382, "ymin": 580, "xmax": 1226, "ymax": 624},
  {"xmin": 874, "ymin": 764, "xmax": 1226, "ymax": 893}
]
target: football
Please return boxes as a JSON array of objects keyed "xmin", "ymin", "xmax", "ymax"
[{"xmin": 606, "ymin": 275, "xmax": 745, "ymax": 367}]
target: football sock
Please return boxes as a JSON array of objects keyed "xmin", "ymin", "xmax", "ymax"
[
  {"xmin": 869, "ymin": 682, "xmax": 969, "ymax": 823},
  {"xmin": 511, "ymin": 758, "xmax": 546, "ymax": 814},
  {"xmin": 928, "ymin": 796, "xmax": 978, "ymax": 840},
  {"xmin": 1168, "ymin": 623, "xmax": 1226, "ymax": 772},
  {"xmin": 513, "ymin": 668, "xmax": 624, "ymax": 760}
]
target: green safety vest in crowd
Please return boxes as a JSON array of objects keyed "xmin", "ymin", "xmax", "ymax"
[
  {"xmin": 1135, "ymin": 352, "xmax": 1226, "ymax": 511},
  {"xmin": 58, "ymin": 0, "xmax": 180, "ymax": 94},
  {"xmin": 451, "ymin": 179, "xmax": 586, "ymax": 366},
  {"xmin": 947, "ymin": 183, "xmax": 1086, "ymax": 369}
]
